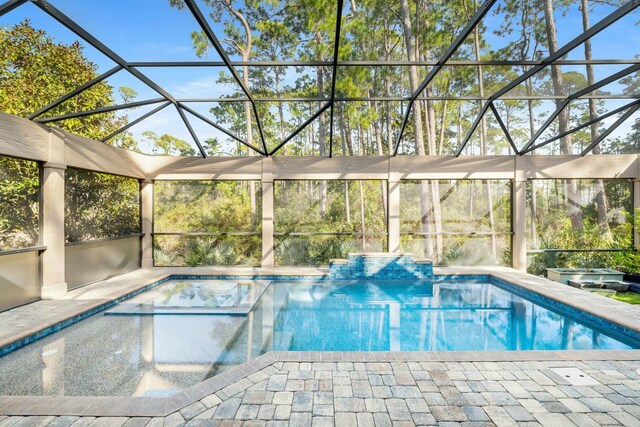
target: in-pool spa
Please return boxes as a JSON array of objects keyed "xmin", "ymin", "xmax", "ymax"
[{"xmin": 0, "ymin": 277, "xmax": 638, "ymax": 397}]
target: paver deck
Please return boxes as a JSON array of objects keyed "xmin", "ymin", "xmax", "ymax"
[
  {"xmin": 2, "ymin": 266, "xmax": 640, "ymax": 425},
  {"xmin": 2, "ymin": 352, "xmax": 640, "ymax": 426}
]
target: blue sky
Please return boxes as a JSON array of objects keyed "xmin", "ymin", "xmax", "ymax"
[{"xmin": 1, "ymin": 0, "xmax": 638, "ymax": 154}]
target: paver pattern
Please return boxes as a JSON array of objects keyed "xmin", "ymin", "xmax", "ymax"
[{"xmin": 3, "ymin": 358, "xmax": 640, "ymax": 426}]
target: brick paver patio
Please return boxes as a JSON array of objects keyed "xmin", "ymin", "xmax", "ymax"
[{"xmin": 2, "ymin": 357, "xmax": 640, "ymax": 426}]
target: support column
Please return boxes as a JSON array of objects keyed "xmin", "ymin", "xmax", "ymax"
[
  {"xmin": 634, "ymin": 179, "xmax": 640, "ymax": 250},
  {"xmin": 388, "ymin": 172, "xmax": 401, "ymax": 253},
  {"xmin": 512, "ymin": 158, "xmax": 527, "ymax": 271},
  {"xmin": 140, "ymin": 179, "xmax": 153, "ymax": 268},
  {"xmin": 262, "ymin": 157, "xmax": 274, "ymax": 268},
  {"xmin": 40, "ymin": 162, "xmax": 67, "ymax": 298}
]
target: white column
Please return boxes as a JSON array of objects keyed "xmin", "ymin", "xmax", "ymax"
[
  {"xmin": 40, "ymin": 162, "xmax": 67, "ymax": 298},
  {"xmin": 140, "ymin": 180, "xmax": 153, "ymax": 268},
  {"xmin": 512, "ymin": 158, "xmax": 527, "ymax": 271},
  {"xmin": 262, "ymin": 157, "xmax": 274, "ymax": 268},
  {"xmin": 388, "ymin": 172, "xmax": 401, "ymax": 253}
]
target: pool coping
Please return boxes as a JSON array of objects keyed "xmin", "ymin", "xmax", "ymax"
[{"xmin": 3, "ymin": 266, "xmax": 640, "ymax": 416}]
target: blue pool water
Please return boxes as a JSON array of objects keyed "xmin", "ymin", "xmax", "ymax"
[
  {"xmin": 0, "ymin": 277, "xmax": 637, "ymax": 396},
  {"xmin": 272, "ymin": 280, "xmax": 638, "ymax": 351}
]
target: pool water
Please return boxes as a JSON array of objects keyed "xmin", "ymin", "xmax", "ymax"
[
  {"xmin": 273, "ymin": 280, "xmax": 636, "ymax": 351},
  {"xmin": 0, "ymin": 278, "xmax": 637, "ymax": 397}
]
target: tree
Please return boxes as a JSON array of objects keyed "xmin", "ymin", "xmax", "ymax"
[
  {"xmin": 609, "ymin": 58, "xmax": 640, "ymax": 153},
  {"xmin": 400, "ymin": 0, "xmax": 435, "ymax": 259},
  {"xmin": 0, "ymin": 157, "xmax": 38, "ymax": 250},
  {"xmin": 579, "ymin": 0, "xmax": 610, "ymax": 235},
  {"xmin": 143, "ymin": 131, "xmax": 196, "ymax": 156},
  {"xmin": 0, "ymin": 20, "xmax": 141, "ymax": 249},
  {"xmin": 0, "ymin": 19, "xmax": 135, "ymax": 149},
  {"xmin": 65, "ymin": 169, "xmax": 140, "ymax": 242},
  {"xmin": 542, "ymin": 0, "xmax": 583, "ymax": 229}
]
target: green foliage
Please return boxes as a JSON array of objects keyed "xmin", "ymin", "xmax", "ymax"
[
  {"xmin": 610, "ymin": 251, "xmax": 640, "ymax": 275},
  {"xmin": 143, "ymin": 131, "xmax": 196, "ymax": 156},
  {"xmin": 153, "ymin": 181, "xmax": 262, "ymax": 266},
  {"xmin": 182, "ymin": 238, "xmax": 247, "ymax": 266},
  {"xmin": 272, "ymin": 180, "xmax": 386, "ymax": 265},
  {"xmin": 275, "ymin": 180, "xmax": 386, "ymax": 233},
  {"xmin": 274, "ymin": 237, "xmax": 359, "ymax": 266},
  {"xmin": 440, "ymin": 243, "xmax": 509, "ymax": 266},
  {"xmin": 155, "ymin": 181, "xmax": 261, "ymax": 233},
  {"xmin": 0, "ymin": 20, "xmax": 136, "ymax": 149},
  {"xmin": 612, "ymin": 291, "xmax": 640, "ymax": 305},
  {"xmin": 65, "ymin": 169, "xmax": 140, "ymax": 242},
  {"xmin": 275, "ymin": 238, "xmax": 310, "ymax": 266},
  {"xmin": 399, "ymin": 180, "xmax": 512, "ymax": 265},
  {"xmin": 308, "ymin": 238, "xmax": 359, "ymax": 265},
  {"xmin": 0, "ymin": 157, "xmax": 39, "ymax": 250},
  {"xmin": 155, "ymin": 236, "xmax": 261, "ymax": 267},
  {"xmin": 526, "ymin": 180, "xmax": 635, "ymax": 275},
  {"xmin": 1, "ymin": 21, "xmax": 143, "ymax": 250}
]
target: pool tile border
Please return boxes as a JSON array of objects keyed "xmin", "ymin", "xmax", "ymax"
[
  {"xmin": 491, "ymin": 275, "xmax": 640, "ymax": 346},
  {"xmin": 2, "ymin": 349, "xmax": 640, "ymax": 417},
  {"xmin": 488, "ymin": 268, "xmax": 640, "ymax": 336}
]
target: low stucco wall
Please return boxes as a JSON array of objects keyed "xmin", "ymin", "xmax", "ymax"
[
  {"xmin": 0, "ymin": 251, "xmax": 40, "ymax": 312},
  {"xmin": 65, "ymin": 236, "xmax": 140, "ymax": 290}
]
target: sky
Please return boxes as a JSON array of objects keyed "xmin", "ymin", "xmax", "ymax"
[{"xmin": 1, "ymin": 0, "xmax": 638, "ymax": 154}]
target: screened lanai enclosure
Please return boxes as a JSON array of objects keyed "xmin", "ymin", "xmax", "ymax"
[{"xmin": 0, "ymin": 0, "xmax": 639, "ymax": 311}]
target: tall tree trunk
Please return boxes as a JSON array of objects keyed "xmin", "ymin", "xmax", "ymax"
[
  {"xmin": 472, "ymin": 2, "xmax": 497, "ymax": 258},
  {"xmin": 521, "ymin": 0, "xmax": 540, "ymax": 246},
  {"xmin": 424, "ymin": 90, "xmax": 442, "ymax": 259},
  {"xmin": 243, "ymin": 61, "xmax": 257, "ymax": 224},
  {"xmin": 275, "ymin": 71, "xmax": 286, "ymax": 148},
  {"xmin": 457, "ymin": 103, "xmax": 463, "ymax": 148},
  {"xmin": 371, "ymin": 99, "xmax": 388, "ymax": 218},
  {"xmin": 317, "ymin": 62, "xmax": 328, "ymax": 217},
  {"xmin": 359, "ymin": 180, "xmax": 366, "ymax": 250},
  {"xmin": 340, "ymin": 114, "xmax": 351, "ymax": 224},
  {"xmin": 222, "ymin": 1, "xmax": 258, "ymax": 223},
  {"xmin": 543, "ymin": 0, "xmax": 583, "ymax": 229},
  {"xmin": 437, "ymin": 99, "xmax": 448, "ymax": 155},
  {"xmin": 400, "ymin": 0, "xmax": 434, "ymax": 259},
  {"xmin": 580, "ymin": 0, "xmax": 610, "ymax": 235},
  {"xmin": 344, "ymin": 182, "xmax": 351, "ymax": 224},
  {"xmin": 383, "ymin": 10, "xmax": 394, "ymax": 154},
  {"xmin": 345, "ymin": 117, "xmax": 355, "ymax": 156},
  {"xmin": 526, "ymin": 78, "xmax": 538, "ymax": 247},
  {"xmin": 422, "ymin": 94, "xmax": 443, "ymax": 261}
]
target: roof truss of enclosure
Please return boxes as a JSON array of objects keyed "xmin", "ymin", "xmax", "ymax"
[{"xmin": 0, "ymin": 0, "xmax": 639, "ymax": 158}]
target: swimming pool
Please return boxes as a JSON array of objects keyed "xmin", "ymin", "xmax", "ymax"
[{"xmin": 0, "ymin": 277, "xmax": 638, "ymax": 397}]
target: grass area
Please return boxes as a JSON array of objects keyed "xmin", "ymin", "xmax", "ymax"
[{"xmin": 612, "ymin": 291, "xmax": 640, "ymax": 304}]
